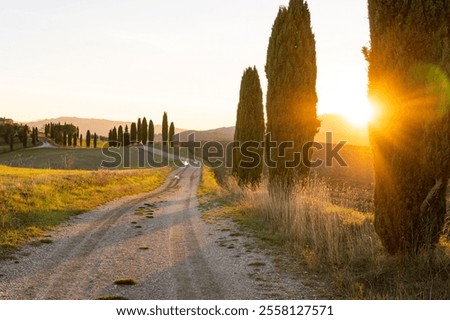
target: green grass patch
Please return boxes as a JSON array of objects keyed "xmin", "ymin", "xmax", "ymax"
[{"xmin": 0, "ymin": 165, "xmax": 171, "ymax": 257}]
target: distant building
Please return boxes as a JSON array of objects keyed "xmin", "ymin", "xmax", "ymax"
[{"xmin": 0, "ymin": 117, "xmax": 13, "ymax": 125}]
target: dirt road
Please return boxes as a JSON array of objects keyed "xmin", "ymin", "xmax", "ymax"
[{"xmin": 0, "ymin": 165, "xmax": 318, "ymax": 300}]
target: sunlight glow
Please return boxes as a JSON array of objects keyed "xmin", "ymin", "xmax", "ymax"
[{"xmin": 341, "ymin": 98, "xmax": 375, "ymax": 127}]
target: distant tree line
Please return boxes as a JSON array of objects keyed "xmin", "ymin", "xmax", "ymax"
[
  {"xmin": 0, "ymin": 121, "xmax": 39, "ymax": 151},
  {"xmin": 108, "ymin": 112, "xmax": 174, "ymax": 147},
  {"xmin": 44, "ymin": 122, "xmax": 98, "ymax": 148}
]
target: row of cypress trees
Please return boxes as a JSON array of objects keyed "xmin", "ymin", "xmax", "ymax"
[
  {"xmin": 233, "ymin": 0, "xmax": 318, "ymax": 191},
  {"xmin": 44, "ymin": 122, "xmax": 97, "ymax": 148},
  {"xmin": 0, "ymin": 123, "xmax": 38, "ymax": 151},
  {"xmin": 108, "ymin": 112, "xmax": 175, "ymax": 147},
  {"xmin": 233, "ymin": 0, "xmax": 449, "ymax": 255}
]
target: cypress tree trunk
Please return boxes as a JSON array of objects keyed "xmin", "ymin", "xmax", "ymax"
[
  {"xmin": 367, "ymin": 0, "xmax": 449, "ymax": 254},
  {"xmin": 233, "ymin": 67, "xmax": 265, "ymax": 188},
  {"xmin": 265, "ymin": 0, "xmax": 319, "ymax": 191}
]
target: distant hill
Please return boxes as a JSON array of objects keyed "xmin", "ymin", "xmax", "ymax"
[
  {"xmin": 27, "ymin": 114, "xmax": 369, "ymax": 145},
  {"xmin": 176, "ymin": 127, "xmax": 235, "ymax": 142},
  {"xmin": 27, "ymin": 117, "xmax": 185, "ymax": 137},
  {"xmin": 176, "ymin": 114, "xmax": 369, "ymax": 146}
]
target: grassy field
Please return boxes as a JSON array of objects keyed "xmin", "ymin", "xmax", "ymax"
[
  {"xmin": 0, "ymin": 146, "xmax": 164, "ymax": 170},
  {"xmin": 0, "ymin": 165, "xmax": 171, "ymax": 258}
]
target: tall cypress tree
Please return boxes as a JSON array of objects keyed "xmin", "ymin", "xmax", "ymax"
[
  {"xmin": 265, "ymin": 0, "xmax": 319, "ymax": 190},
  {"xmin": 169, "ymin": 122, "xmax": 175, "ymax": 145},
  {"xmin": 112, "ymin": 127, "xmax": 118, "ymax": 147},
  {"xmin": 73, "ymin": 132, "xmax": 78, "ymax": 147},
  {"xmin": 93, "ymin": 132, "xmax": 98, "ymax": 149},
  {"xmin": 63, "ymin": 130, "xmax": 67, "ymax": 146},
  {"xmin": 118, "ymin": 125, "xmax": 123, "ymax": 146},
  {"xmin": 142, "ymin": 117, "xmax": 148, "ymax": 145},
  {"xmin": 137, "ymin": 118, "xmax": 142, "ymax": 142},
  {"xmin": 148, "ymin": 120, "xmax": 155, "ymax": 145},
  {"xmin": 20, "ymin": 125, "xmax": 28, "ymax": 148},
  {"xmin": 130, "ymin": 122, "xmax": 137, "ymax": 143},
  {"xmin": 162, "ymin": 112, "xmax": 168, "ymax": 146},
  {"xmin": 79, "ymin": 134, "xmax": 83, "ymax": 147},
  {"xmin": 124, "ymin": 125, "xmax": 130, "ymax": 147},
  {"xmin": 233, "ymin": 67, "xmax": 265, "ymax": 188},
  {"xmin": 86, "ymin": 130, "xmax": 91, "ymax": 148},
  {"xmin": 67, "ymin": 128, "xmax": 72, "ymax": 147},
  {"xmin": 367, "ymin": 0, "xmax": 449, "ymax": 254}
]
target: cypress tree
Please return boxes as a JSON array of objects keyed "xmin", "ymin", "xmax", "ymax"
[
  {"xmin": 233, "ymin": 67, "xmax": 265, "ymax": 188},
  {"xmin": 148, "ymin": 120, "xmax": 154, "ymax": 145},
  {"xmin": 265, "ymin": 0, "xmax": 319, "ymax": 190},
  {"xmin": 33, "ymin": 127, "xmax": 38, "ymax": 146},
  {"xmin": 86, "ymin": 130, "xmax": 91, "ymax": 148},
  {"xmin": 367, "ymin": 0, "xmax": 450, "ymax": 254},
  {"xmin": 118, "ymin": 125, "xmax": 123, "ymax": 147},
  {"xmin": 80, "ymin": 134, "xmax": 83, "ymax": 147},
  {"xmin": 142, "ymin": 117, "xmax": 148, "ymax": 145},
  {"xmin": 31, "ymin": 127, "xmax": 36, "ymax": 146},
  {"xmin": 112, "ymin": 127, "xmax": 118, "ymax": 147},
  {"xmin": 63, "ymin": 130, "xmax": 67, "ymax": 146},
  {"xmin": 9, "ymin": 130, "xmax": 13, "ymax": 151},
  {"xmin": 137, "ymin": 118, "xmax": 142, "ymax": 142},
  {"xmin": 93, "ymin": 133, "xmax": 98, "ymax": 148},
  {"xmin": 162, "ymin": 112, "xmax": 168, "ymax": 146},
  {"xmin": 130, "ymin": 122, "xmax": 137, "ymax": 143},
  {"xmin": 124, "ymin": 125, "xmax": 130, "ymax": 147},
  {"xmin": 169, "ymin": 122, "xmax": 175, "ymax": 145},
  {"xmin": 73, "ymin": 132, "xmax": 78, "ymax": 147},
  {"xmin": 67, "ymin": 128, "xmax": 72, "ymax": 147},
  {"xmin": 20, "ymin": 125, "xmax": 28, "ymax": 148}
]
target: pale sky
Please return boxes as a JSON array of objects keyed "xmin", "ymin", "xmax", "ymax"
[{"xmin": 0, "ymin": 0, "xmax": 370, "ymax": 130}]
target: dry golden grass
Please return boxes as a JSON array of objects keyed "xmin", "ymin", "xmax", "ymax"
[{"xmin": 237, "ymin": 180, "xmax": 450, "ymax": 299}]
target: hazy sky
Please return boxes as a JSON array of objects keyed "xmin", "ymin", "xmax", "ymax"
[{"xmin": 0, "ymin": 0, "xmax": 370, "ymax": 130}]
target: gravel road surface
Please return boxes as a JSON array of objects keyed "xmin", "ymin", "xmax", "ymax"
[{"xmin": 0, "ymin": 165, "xmax": 318, "ymax": 300}]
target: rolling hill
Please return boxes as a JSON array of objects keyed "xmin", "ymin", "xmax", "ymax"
[
  {"xmin": 176, "ymin": 114, "xmax": 369, "ymax": 146},
  {"xmin": 27, "ymin": 117, "xmax": 186, "ymax": 137}
]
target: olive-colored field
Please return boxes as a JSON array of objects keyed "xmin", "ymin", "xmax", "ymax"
[{"xmin": 0, "ymin": 146, "xmax": 164, "ymax": 170}]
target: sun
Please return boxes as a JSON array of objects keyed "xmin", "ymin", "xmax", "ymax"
[{"xmin": 342, "ymin": 98, "xmax": 375, "ymax": 127}]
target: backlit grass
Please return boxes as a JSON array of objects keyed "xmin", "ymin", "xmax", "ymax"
[{"xmin": 200, "ymin": 170, "xmax": 450, "ymax": 299}]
